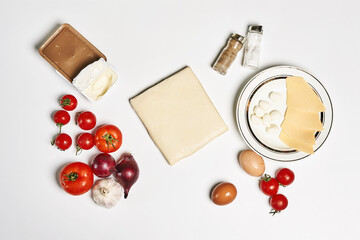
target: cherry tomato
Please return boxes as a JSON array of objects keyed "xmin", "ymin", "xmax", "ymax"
[
  {"xmin": 259, "ymin": 174, "xmax": 279, "ymax": 196},
  {"xmin": 76, "ymin": 133, "xmax": 94, "ymax": 155},
  {"xmin": 59, "ymin": 162, "xmax": 94, "ymax": 195},
  {"xmin": 52, "ymin": 133, "xmax": 72, "ymax": 151},
  {"xmin": 60, "ymin": 94, "xmax": 78, "ymax": 111},
  {"xmin": 77, "ymin": 111, "xmax": 97, "ymax": 130},
  {"xmin": 269, "ymin": 194, "xmax": 288, "ymax": 215},
  {"xmin": 276, "ymin": 168, "xmax": 295, "ymax": 186},
  {"xmin": 94, "ymin": 125, "xmax": 122, "ymax": 153},
  {"xmin": 53, "ymin": 110, "xmax": 70, "ymax": 133}
]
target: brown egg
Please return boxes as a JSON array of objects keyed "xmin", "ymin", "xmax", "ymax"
[
  {"xmin": 239, "ymin": 150, "xmax": 265, "ymax": 177},
  {"xmin": 211, "ymin": 182, "xmax": 237, "ymax": 206}
]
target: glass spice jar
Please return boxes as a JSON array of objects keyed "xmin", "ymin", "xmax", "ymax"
[
  {"xmin": 212, "ymin": 33, "xmax": 246, "ymax": 75},
  {"xmin": 243, "ymin": 25, "xmax": 263, "ymax": 69}
]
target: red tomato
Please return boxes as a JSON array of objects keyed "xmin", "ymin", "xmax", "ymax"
[
  {"xmin": 59, "ymin": 162, "xmax": 94, "ymax": 195},
  {"xmin": 53, "ymin": 110, "xmax": 70, "ymax": 132},
  {"xmin": 94, "ymin": 125, "xmax": 122, "ymax": 153},
  {"xmin": 276, "ymin": 168, "xmax": 295, "ymax": 186},
  {"xmin": 269, "ymin": 194, "xmax": 288, "ymax": 215},
  {"xmin": 52, "ymin": 133, "xmax": 72, "ymax": 151},
  {"xmin": 76, "ymin": 133, "xmax": 94, "ymax": 155},
  {"xmin": 259, "ymin": 174, "xmax": 279, "ymax": 196},
  {"xmin": 77, "ymin": 111, "xmax": 97, "ymax": 130},
  {"xmin": 60, "ymin": 94, "xmax": 78, "ymax": 111}
]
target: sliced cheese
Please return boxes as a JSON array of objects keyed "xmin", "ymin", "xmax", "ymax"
[
  {"xmin": 286, "ymin": 76, "xmax": 326, "ymax": 112},
  {"xmin": 284, "ymin": 107, "xmax": 323, "ymax": 131},
  {"xmin": 279, "ymin": 130, "xmax": 314, "ymax": 154},
  {"xmin": 130, "ymin": 66, "xmax": 228, "ymax": 165},
  {"xmin": 281, "ymin": 119, "xmax": 316, "ymax": 145}
]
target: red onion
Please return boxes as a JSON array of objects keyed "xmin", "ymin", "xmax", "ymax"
[
  {"xmin": 114, "ymin": 153, "xmax": 139, "ymax": 199},
  {"xmin": 91, "ymin": 153, "xmax": 116, "ymax": 178}
]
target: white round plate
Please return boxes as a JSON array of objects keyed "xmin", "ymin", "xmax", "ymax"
[{"xmin": 236, "ymin": 66, "xmax": 333, "ymax": 161}]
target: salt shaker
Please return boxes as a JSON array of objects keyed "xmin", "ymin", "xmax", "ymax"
[
  {"xmin": 243, "ymin": 25, "xmax": 263, "ymax": 69},
  {"xmin": 212, "ymin": 33, "xmax": 246, "ymax": 75}
]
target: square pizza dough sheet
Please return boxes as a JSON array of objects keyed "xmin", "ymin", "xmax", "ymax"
[{"xmin": 130, "ymin": 66, "xmax": 228, "ymax": 165}]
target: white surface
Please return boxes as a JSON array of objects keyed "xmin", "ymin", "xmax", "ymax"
[{"xmin": 0, "ymin": 0, "xmax": 359, "ymax": 239}]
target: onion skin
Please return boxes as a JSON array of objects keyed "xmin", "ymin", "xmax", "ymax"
[{"xmin": 114, "ymin": 153, "xmax": 139, "ymax": 199}]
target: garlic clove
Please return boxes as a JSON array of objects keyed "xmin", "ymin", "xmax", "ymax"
[{"xmin": 92, "ymin": 178, "xmax": 123, "ymax": 208}]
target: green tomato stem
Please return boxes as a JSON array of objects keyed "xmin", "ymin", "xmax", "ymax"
[
  {"xmin": 63, "ymin": 172, "xmax": 78, "ymax": 182},
  {"xmin": 102, "ymin": 133, "xmax": 118, "ymax": 151}
]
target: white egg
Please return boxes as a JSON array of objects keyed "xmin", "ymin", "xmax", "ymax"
[
  {"xmin": 259, "ymin": 100, "xmax": 271, "ymax": 111},
  {"xmin": 250, "ymin": 114, "xmax": 263, "ymax": 125},
  {"xmin": 269, "ymin": 92, "xmax": 282, "ymax": 103},
  {"xmin": 266, "ymin": 124, "xmax": 280, "ymax": 135},
  {"xmin": 270, "ymin": 110, "xmax": 282, "ymax": 121},
  {"xmin": 262, "ymin": 113, "xmax": 271, "ymax": 127},
  {"xmin": 253, "ymin": 105, "xmax": 265, "ymax": 117}
]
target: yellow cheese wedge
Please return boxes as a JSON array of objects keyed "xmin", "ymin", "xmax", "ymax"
[
  {"xmin": 279, "ymin": 130, "xmax": 314, "ymax": 154},
  {"xmin": 286, "ymin": 76, "xmax": 326, "ymax": 112},
  {"xmin": 281, "ymin": 119, "xmax": 316, "ymax": 145},
  {"xmin": 284, "ymin": 107, "xmax": 324, "ymax": 131}
]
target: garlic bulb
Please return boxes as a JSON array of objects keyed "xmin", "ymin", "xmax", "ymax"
[{"xmin": 92, "ymin": 179, "xmax": 122, "ymax": 208}]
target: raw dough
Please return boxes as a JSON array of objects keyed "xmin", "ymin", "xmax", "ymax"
[{"xmin": 130, "ymin": 67, "xmax": 228, "ymax": 165}]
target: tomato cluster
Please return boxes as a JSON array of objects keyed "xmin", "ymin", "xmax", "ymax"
[
  {"xmin": 51, "ymin": 94, "xmax": 123, "ymax": 155},
  {"xmin": 51, "ymin": 94, "xmax": 125, "ymax": 196},
  {"xmin": 259, "ymin": 168, "xmax": 295, "ymax": 215}
]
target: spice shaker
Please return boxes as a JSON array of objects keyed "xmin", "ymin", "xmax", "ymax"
[
  {"xmin": 243, "ymin": 25, "xmax": 263, "ymax": 69},
  {"xmin": 212, "ymin": 33, "xmax": 246, "ymax": 75}
]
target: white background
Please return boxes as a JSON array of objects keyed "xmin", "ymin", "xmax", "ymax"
[{"xmin": 1, "ymin": 0, "xmax": 359, "ymax": 239}]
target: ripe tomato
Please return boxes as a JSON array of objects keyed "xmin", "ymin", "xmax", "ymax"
[
  {"xmin": 276, "ymin": 168, "xmax": 295, "ymax": 186},
  {"xmin": 53, "ymin": 110, "xmax": 70, "ymax": 132},
  {"xmin": 94, "ymin": 125, "xmax": 122, "ymax": 153},
  {"xmin": 76, "ymin": 133, "xmax": 94, "ymax": 155},
  {"xmin": 52, "ymin": 133, "xmax": 72, "ymax": 151},
  {"xmin": 270, "ymin": 194, "xmax": 288, "ymax": 215},
  {"xmin": 259, "ymin": 174, "xmax": 279, "ymax": 196},
  {"xmin": 59, "ymin": 162, "xmax": 94, "ymax": 195},
  {"xmin": 60, "ymin": 94, "xmax": 78, "ymax": 111},
  {"xmin": 77, "ymin": 111, "xmax": 97, "ymax": 130}
]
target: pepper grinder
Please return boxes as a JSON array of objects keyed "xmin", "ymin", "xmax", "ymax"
[{"xmin": 212, "ymin": 33, "xmax": 246, "ymax": 75}]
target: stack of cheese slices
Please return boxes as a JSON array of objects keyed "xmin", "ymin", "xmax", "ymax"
[{"xmin": 279, "ymin": 76, "xmax": 326, "ymax": 154}]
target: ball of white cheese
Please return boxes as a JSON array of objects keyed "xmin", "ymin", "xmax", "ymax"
[
  {"xmin": 259, "ymin": 100, "xmax": 271, "ymax": 111},
  {"xmin": 254, "ymin": 105, "xmax": 265, "ymax": 117},
  {"xmin": 269, "ymin": 92, "xmax": 281, "ymax": 103}
]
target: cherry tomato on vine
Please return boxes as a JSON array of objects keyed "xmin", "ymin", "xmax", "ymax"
[
  {"xmin": 276, "ymin": 168, "xmax": 295, "ymax": 186},
  {"xmin": 59, "ymin": 162, "xmax": 94, "ymax": 195},
  {"xmin": 76, "ymin": 133, "xmax": 94, "ymax": 155},
  {"xmin": 259, "ymin": 174, "xmax": 279, "ymax": 196},
  {"xmin": 60, "ymin": 94, "xmax": 78, "ymax": 111},
  {"xmin": 269, "ymin": 194, "xmax": 288, "ymax": 215},
  {"xmin": 77, "ymin": 111, "xmax": 97, "ymax": 130},
  {"xmin": 94, "ymin": 125, "xmax": 122, "ymax": 153},
  {"xmin": 52, "ymin": 133, "xmax": 72, "ymax": 151},
  {"xmin": 53, "ymin": 110, "xmax": 70, "ymax": 133}
]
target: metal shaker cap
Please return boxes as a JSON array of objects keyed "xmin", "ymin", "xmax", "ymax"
[
  {"xmin": 231, "ymin": 33, "xmax": 246, "ymax": 44},
  {"xmin": 248, "ymin": 25, "xmax": 263, "ymax": 33}
]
